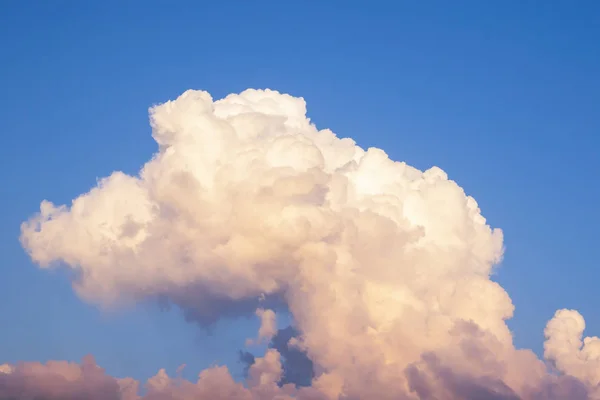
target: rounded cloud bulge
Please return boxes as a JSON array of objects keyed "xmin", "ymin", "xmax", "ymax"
[{"xmin": 17, "ymin": 89, "xmax": 599, "ymax": 399}]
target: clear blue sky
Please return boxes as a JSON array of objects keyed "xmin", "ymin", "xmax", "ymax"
[{"xmin": 0, "ymin": 1, "xmax": 598, "ymax": 383}]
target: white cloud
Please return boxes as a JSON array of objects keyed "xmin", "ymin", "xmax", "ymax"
[{"xmin": 17, "ymin": 88, "xmax": 598, "ymax": 399}]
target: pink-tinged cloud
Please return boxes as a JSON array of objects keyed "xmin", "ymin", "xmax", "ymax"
[
  {"xmin": 13, "ymin": 89, "xmax": 600, "ymax": 399},
  {"xmin": 0, "ymin": 355, "xmax": 123, "ymax": 400}
]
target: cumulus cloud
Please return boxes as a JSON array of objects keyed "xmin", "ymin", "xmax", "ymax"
[
  {"xmin": 270, "ymin": 326, "xmax": 315, "ymax": 388},
  {"xmin": 12, "ymin": 88, "xmax": 599, "ymax": 399},
  {"xmin": 0, "ymin": 355, "xmax": 125, "ymax": 400},
  {"xmin": 246, "ymin": 308, "xmax": 278, "ymax": 346},
  {"xmin": 544, "ymin": 309, "xmax": 600, "ymax": 389}
]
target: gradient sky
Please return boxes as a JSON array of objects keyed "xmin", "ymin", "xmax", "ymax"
[{"xmin": 0, "ymin": 1, "xmax": 598, "ymax": 384}]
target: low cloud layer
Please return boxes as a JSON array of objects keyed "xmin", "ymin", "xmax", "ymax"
[{"xmin": 10, "ymin": 88, "xmax": 599, "ymax": 399}]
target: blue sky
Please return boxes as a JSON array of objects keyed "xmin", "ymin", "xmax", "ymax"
[{"xmin": 0, "ymin": 1, "xmax": 598, "ymax": 383}]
